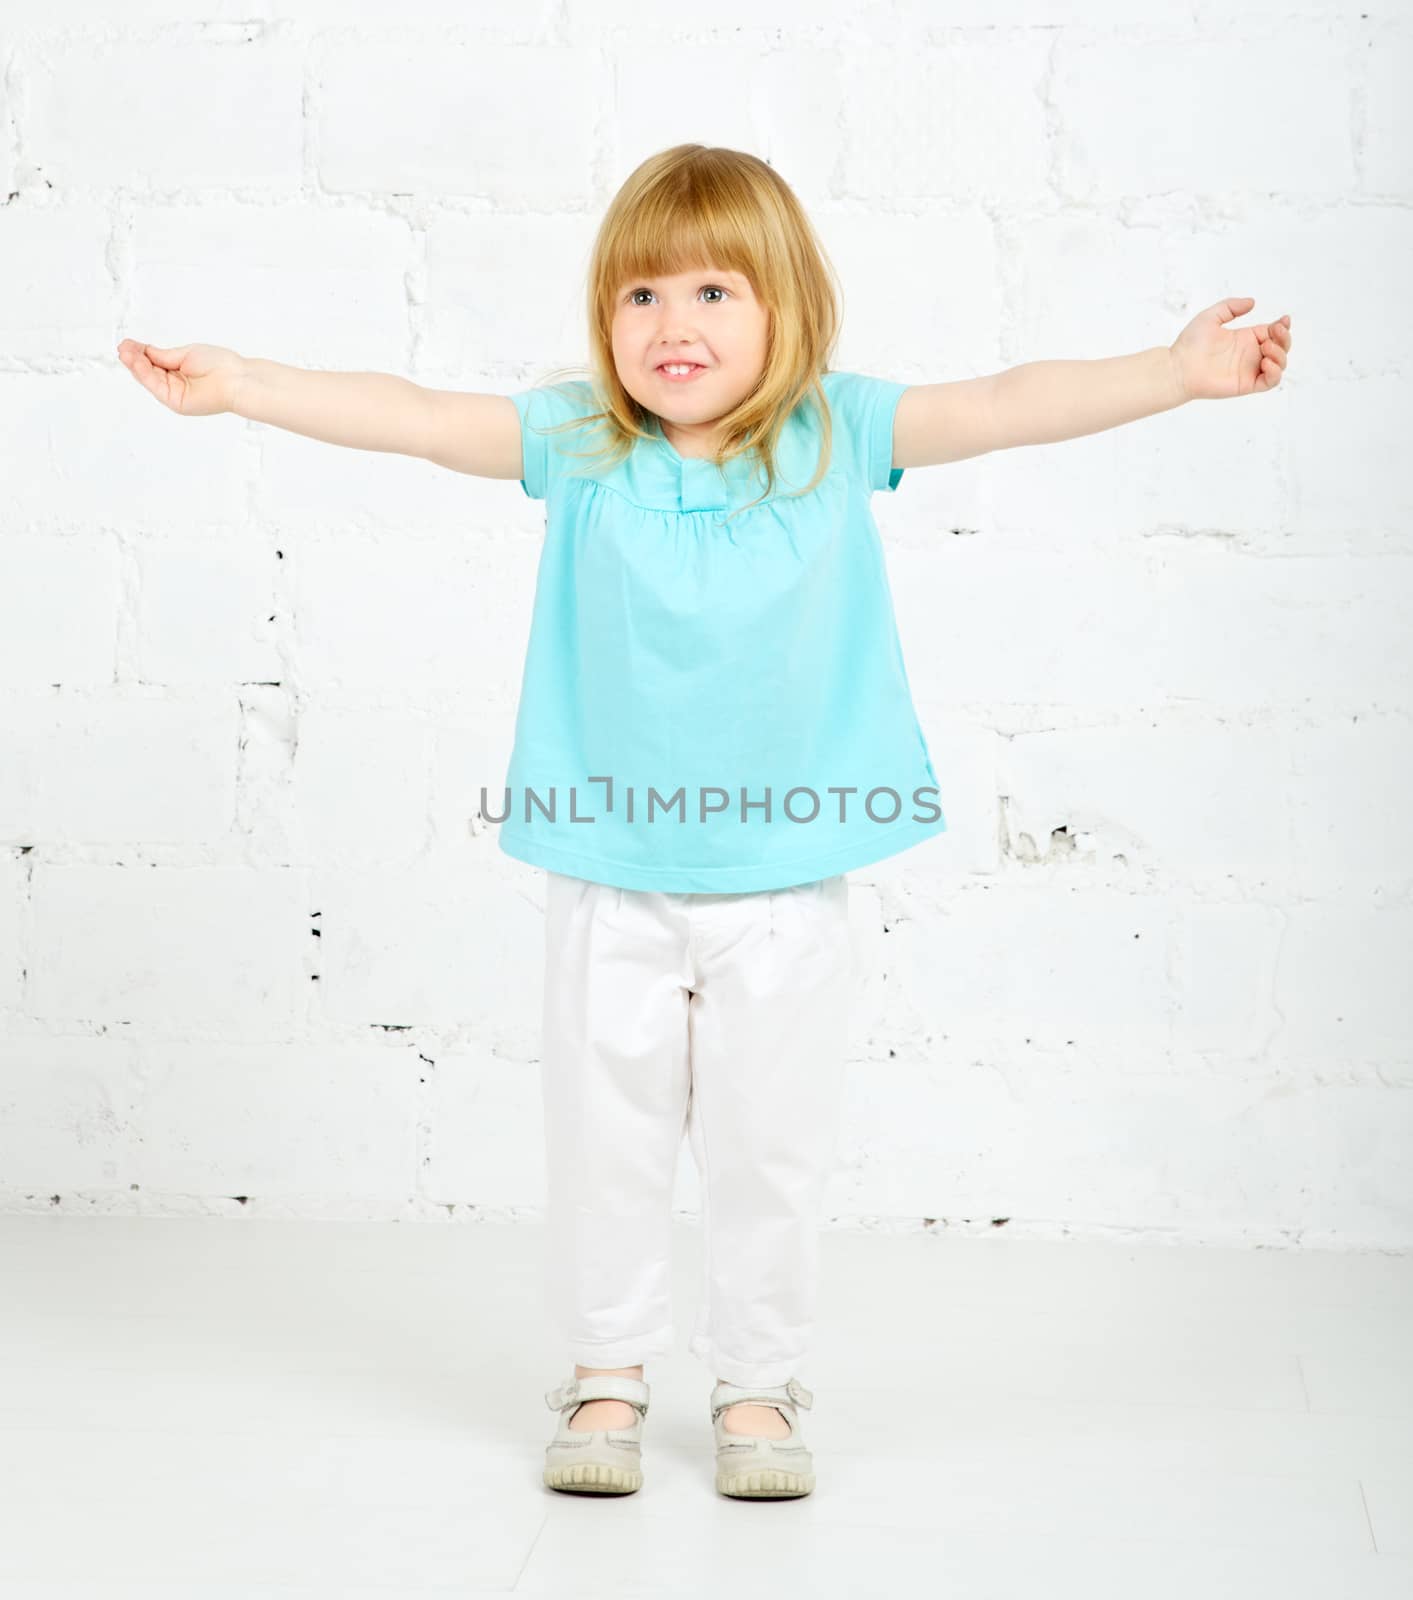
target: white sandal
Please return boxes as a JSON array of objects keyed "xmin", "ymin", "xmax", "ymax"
[
  {"xmin": 542, "ymin": 1374, "xmax": 650, "ymax": 1495},
  {"xmin": 710, "ymin": 1376, "xmax": 815, "ymax": 1498}
]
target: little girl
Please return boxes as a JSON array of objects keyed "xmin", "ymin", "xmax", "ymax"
[{"xmin": 118, "ymin": 142, "xmax": 1291, "ymax": 1504}]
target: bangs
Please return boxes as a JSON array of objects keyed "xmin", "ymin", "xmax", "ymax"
[{"xmin": 603, "ymin": 197, "xmax": 761, "ymax": 297}]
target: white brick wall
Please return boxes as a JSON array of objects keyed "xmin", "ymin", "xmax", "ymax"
[{"xmin": 1, "ymin": 3, "xmax": 1409, "ymax": 1250}]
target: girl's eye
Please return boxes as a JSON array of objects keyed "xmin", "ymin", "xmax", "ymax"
[{"xmin": 627, "ymin": 285, "xmax": 729, "ymax": 306}]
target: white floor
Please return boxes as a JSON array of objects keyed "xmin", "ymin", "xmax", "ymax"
[{"xmin": 0, "ymin": 1214, "xmax": 1410, "ymax": 1598}]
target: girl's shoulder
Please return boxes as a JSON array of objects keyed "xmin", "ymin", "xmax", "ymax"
[
  {"xmin": 509, "ymin": 376, "xmax": 608, "ymax": 500},
  {"xmin": 816, "ymin": 369, "xmax": 910, "ymax": 495}
]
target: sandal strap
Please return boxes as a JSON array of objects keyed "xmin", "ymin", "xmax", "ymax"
[
  {"xmin": 710, "ymin": 1376, "xmax": 813, "ymax": 1421},
  {"xmin": 544, "ymin": 1375, "xmax": 650, "ymax": 1414}
]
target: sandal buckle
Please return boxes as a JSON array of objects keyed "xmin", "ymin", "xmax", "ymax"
[
  {"xmin": 785, "ymin": 1377, "xmax": 813, "ymax": 1409},
  {"xmin": 544, "ymin": 1378, "xmax": 580, "ymax": 1411}
]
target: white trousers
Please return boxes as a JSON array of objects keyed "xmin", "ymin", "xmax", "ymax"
[{"xmin": 539, "ymin": 869, "xmax": 852, "ymax": 1388}]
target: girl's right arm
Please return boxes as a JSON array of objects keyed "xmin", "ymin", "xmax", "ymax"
[{"xmin": 116, "ymin": 339, "xmax": 523, "ymax": 481}]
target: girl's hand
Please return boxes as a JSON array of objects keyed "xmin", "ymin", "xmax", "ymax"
[
  {"xmin": 1169, "ymin": 298, "xmax": 1291, "ymax": 402},
  {"xmin": 115, "ymin": 339, "xmax": 246, "ymax": 417}
]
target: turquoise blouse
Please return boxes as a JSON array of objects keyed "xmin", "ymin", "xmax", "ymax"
[{"xmin": 499, "ymin": 368, "xmax": 947, "ymax": 892}]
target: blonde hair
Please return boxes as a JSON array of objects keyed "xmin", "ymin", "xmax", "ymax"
[{"xmin": 526, "ymin": 144, "xmax": 844, "ymax": 522}]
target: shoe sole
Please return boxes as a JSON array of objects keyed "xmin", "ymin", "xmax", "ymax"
[
  {"xmin": 543, "ymin": 1462, "xmax": 643, "ymax": 1494},
  {"xmin": 715, "ymin": 1467, "xmax": 814, "ymax": 1498}
]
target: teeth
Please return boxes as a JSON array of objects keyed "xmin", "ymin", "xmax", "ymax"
[{"xmin": 660, "ymin": 364, "xmax": 700, "ymax": 375}]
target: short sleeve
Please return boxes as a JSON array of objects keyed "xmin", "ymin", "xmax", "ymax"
[
  {"xmin": 508, "ymin": 380, "xmax": 597, "ymax": 501},
  {"xmin": 821, "ymin": 370, "xmax": 908, "ymax": 494}
]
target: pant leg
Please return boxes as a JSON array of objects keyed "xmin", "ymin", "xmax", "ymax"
[
  {"xmin": 684, "ymin": 873, "xmax": 852, "ymax": 1388},
  {"xmin": 540, "ymin": 870, "xmax": 693, "ymax": 1369}
]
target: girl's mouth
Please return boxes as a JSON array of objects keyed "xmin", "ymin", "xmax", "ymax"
[{"xmin": 655, "ymin": 363, "xmax": 708, "ymax": 383}]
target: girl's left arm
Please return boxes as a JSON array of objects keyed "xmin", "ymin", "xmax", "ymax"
[{"xmin": 893, "ymin": 298, "xmax": 1291, "ymax": 468}]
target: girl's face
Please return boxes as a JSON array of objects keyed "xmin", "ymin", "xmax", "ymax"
[{"xmin": 610, "ymin": 265, "xmax": 770, "ymax": 458}]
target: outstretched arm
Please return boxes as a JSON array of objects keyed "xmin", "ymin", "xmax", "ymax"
[
  {"xmin": 117, "ymin": 339, "xmax": 525, "ymax": 480},
  {"xmin": 892, "ymin": 298, "xmax": 1292, "ymax": 468}
]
